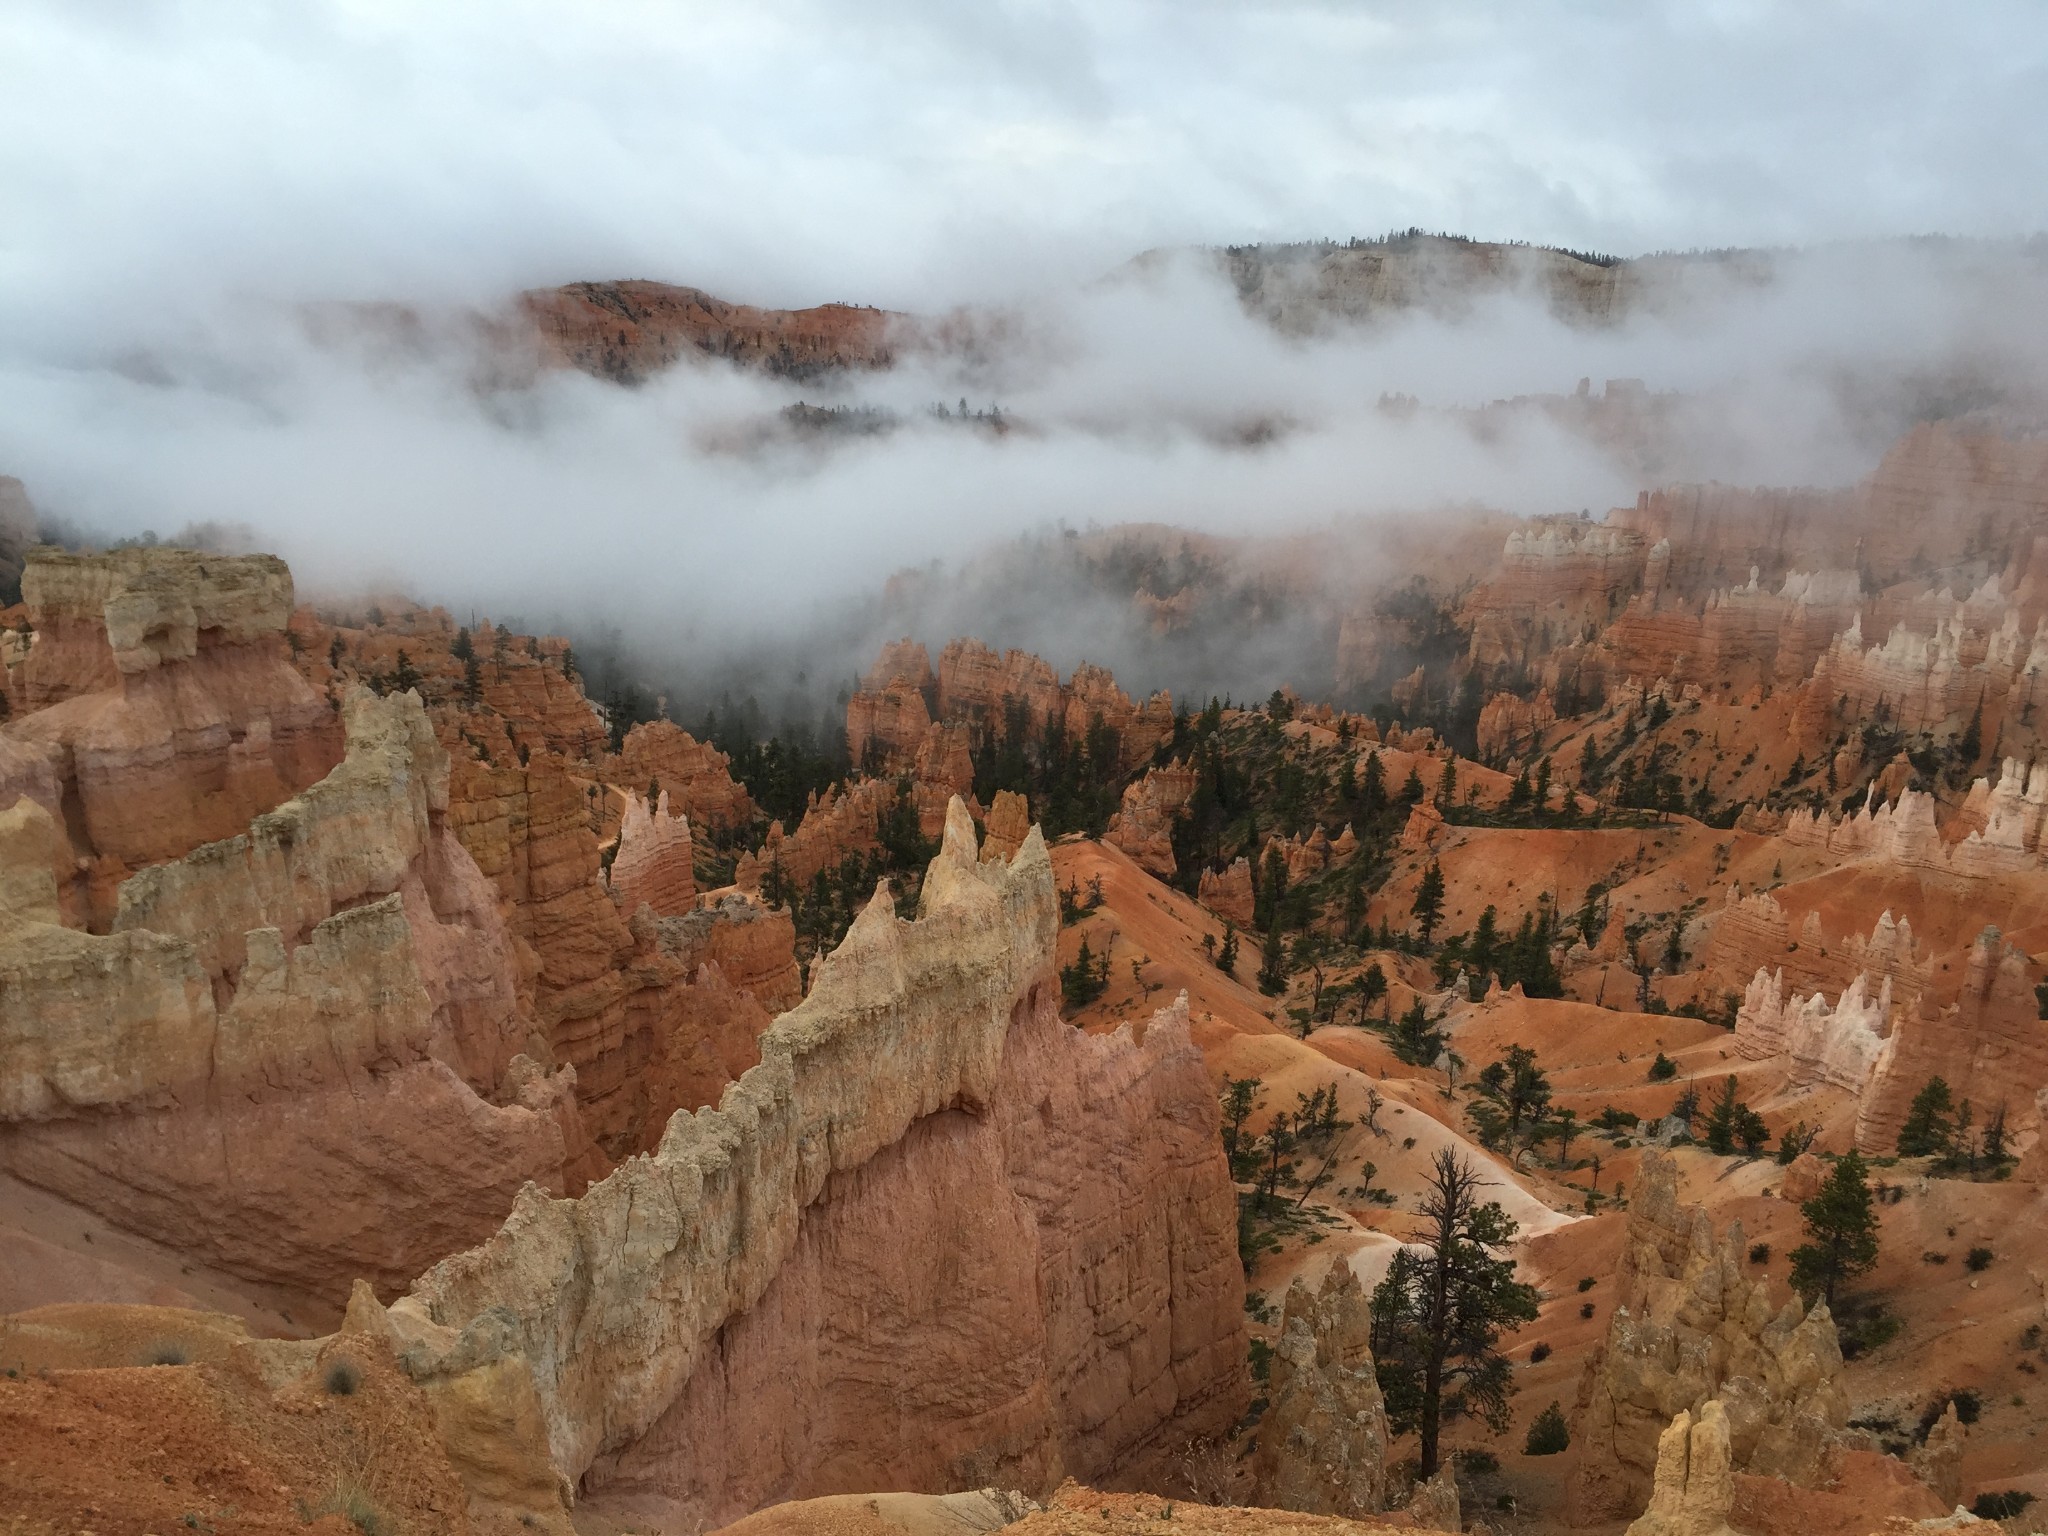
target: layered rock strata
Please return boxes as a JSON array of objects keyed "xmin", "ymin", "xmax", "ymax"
[
  {"xmin": 1568, "ymin": 1151, "xmax": 1848, "ymax": 1524},
  {"xmin": 0, "ymin": 688, "xmax": 581, "ymax": 1307},
  {"xmin": 1251, "ymin": 1266, "xmax": 1392, "ymax": 1518},
  {"xmin": 396, "ymin": 802, "xmax": 1248, "ymax": 1527}
]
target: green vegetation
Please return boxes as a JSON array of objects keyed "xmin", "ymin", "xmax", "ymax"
[
  {"xmin": 1790, "ymin": 1150, "xmax": 1880, "ymax": 1305},
  {"xmin": 1523, "ymin": 1401, "xmax": 1570, "ymax": 1456},
  {"xmin": 1369, "ymin": 1149, "xmax": 1540, "ymax": 1478}
]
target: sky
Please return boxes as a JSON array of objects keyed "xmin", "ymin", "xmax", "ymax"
[
  {"xmin": 3, "ymin": 1, "xmax": 2046, "ymax": 707},
  {"xmin": 4, "ymin": 0, "xmax": 2045, "ymax": 318}
]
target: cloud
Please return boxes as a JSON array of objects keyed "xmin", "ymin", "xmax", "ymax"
[
  {"xmin": 3, "ymin": 0, "xmax": 2045, "ymax": 330},
  {"xmin": 2, "ymin": 2, "xmax": 2046, "ymax": 711}
]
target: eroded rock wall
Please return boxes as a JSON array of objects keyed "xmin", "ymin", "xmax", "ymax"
[{"xmin": 396, "ymin": 802, "xmax": 1248, "ymax": 1524}]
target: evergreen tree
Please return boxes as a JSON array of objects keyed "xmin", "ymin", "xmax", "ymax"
[
  {"xmin": 1217, "ymin": 923, "xmax": 1240, "ymax": 977},
  {"xmin": 1360, "ymin": 750, "xmax": 1388, "ymax": 818},
  {"xmin": 1369, "ymin": 1149, "xmax": 1540, "ymax": 1477},
  {"xmin": 1789, "ymin": 1149, "xmax": 1880, "ymax": 1305},
  {"xmin": 1897, "ymin": 1077, "xmax": 1956, "ymax": 1157},
  {"xmin": 1437, "ymin": 759, "xmax": 1458, "ymax": 810},
  {"xmin": 451, "ymin": 626, "xmax": 474, "ymax": 662},
  {"xmin": 1400, "ymin": 765, "xmax": 1426, "ymax": 805},
  {"xmin": 1219, "ymin": 1076, "xmax": 1261, "ymax": 1177},
  {"xmin": 1469, "ymin": 1044, "xmax": 1553, "ymax": 1156},
  {"xmin": 1389, "ymin": 997, "xmax": 1445, "ymax": 1066},
  {"xmin": 1256, "ymin": 921, "xmax": 1289, "ymax": 996},
  {"xmin": 1524, "ymin": 1401, "xmax": 1570, "ymax": 1456},
  {"xmin": 1412, "ymin": 861, "xmax": 1447, "ymax": 946},
  {"xmin": 1705, "ymin": 1075, "xmax": 1743, "ymax": 1155}
]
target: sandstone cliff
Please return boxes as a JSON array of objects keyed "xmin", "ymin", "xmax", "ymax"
[
  {"xmin": 0, "ymin": 548, "xmax": 344, "ymax": 925},
  {"xmin": 395, "ymin": 801, "xmax": 1248, "ymax": 1526},
  {"xmin": 1250, "ymin": 1266, "xmax": 1392, "ymax": 1518},
  {"xmin": 1569, "ymin": 1151, "xmax": 1849, "ymax": 1524},
  {"xmin": 1, "ymin": 687, "xmax": 581, "ymax": 1308}
]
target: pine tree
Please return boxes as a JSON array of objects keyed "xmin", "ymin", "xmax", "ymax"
[
  {"xmin": 1219, "ymin": 1076, "xmax": 1261, "ymax": 1178},
  {"xmin": 1437, "ymin": 759, "xmax": 1458, "ymax": 810},
  {"xmin": 1360, "ymin": 750, "xmax": 1388, "ymax": 818},
  {"xmin": 1790, "ymin": 1149, "xmax": 1880, "ymax": 1305},
  {"xmin": 1412, "ymin": 861, "xmax": 1447, "ymax": 946},
  {"xmin": 1524, "ymin": 1401, "xmax": 1570, "ymax": 1455},
  {"xmin": 1369, "ymin": 1149, "xmax": 1540, "ymax": 1477},
  {"xmin": 1705, "ymin": 1075, "xmax": 1743, "ymax": 1155},
  {"xmin": 1897, "ymin": 1077, "xmax": 1956, "ymax": 1157},
  {"xmin": 1217, "ymin": 924, "xmax": 1239, "ymax": 977},
  {"xmin": 1256, "ymin": 921, "xmax": 1289, "ymax": 996}
]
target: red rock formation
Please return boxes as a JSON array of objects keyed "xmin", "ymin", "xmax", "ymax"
[
  {"xmin": 612, "ymin": 719, "xmax": 755, "ymax": 830},
  {"xmin": 1197, "ymin": 857, "xmax": 1255, "ymax": 929},
  {"xmin": 734, "ymin": 778, "xmax": 897, "ymax": 895},
  {"xmin": 1854, "ymin": 926, "xmax": 2048, "ymax": 1152},
  {"xmin": 398, "ymin": 808, "xmax": 1247, "ymax": 1529},
  {"xmin": 982, "ymin": 790, "xmax": 1031, "ymax": 863},
  {"xmin": 935, "ymin": 639, "xmax": 1063, "ymax": 735},
  {"xmin": 0, "ymin": 550, "xmax": 344, "ymax": 925},
  {"xmin": 846, "ymin": 679, "xmax": 933, "ymax": 772},
  {"xmin": 1569, "ymin": 1151, "xmax": 1848, "ymax": 1524},
  {"xmin": 608, "ymin": 789, "xmax": 696, "ymax": 918},
  {"xmin": 861, "ymin": 639, "xmax": 935, "ymax": 694},
  {"xmin": 1461, "ymin": 517, "xmax": 1649, "ymax": 668},
  {"xmin": 1103, "ymin": 759, "xmax": 1197, "ymax": 876},
  {"xmin": 519, "ymin": 280, "xmax": 900, "ymax": 384},
  {"xmin": 0, "ymin": 688, "xmax": 582, "ymax": 1311}
]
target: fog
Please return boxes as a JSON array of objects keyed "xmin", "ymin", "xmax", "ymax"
[{"xmin": 3, "ymin": 2, "xmax": 2047, "ymax": 718}]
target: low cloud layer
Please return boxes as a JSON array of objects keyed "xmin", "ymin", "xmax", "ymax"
[{"xmin": 3, "ymin": 2, "xmax": 2046, "ymax": 712}]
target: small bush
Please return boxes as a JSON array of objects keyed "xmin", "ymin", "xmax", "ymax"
[
  {"xmin": 1838, "ymin": 1305, "xmax": 1902, "ymax": 1360},
  {"xmin": 1972, "ymin": 1492, "xmax": 2037, "ymax": 1521},
  {"xmin": 324, "ymin": 1358, "xmax": 362, "ymax": 1396},
  {"xmin": 1922, "ymin": 1250, "xmax": 1949, "ymax": 1264},
  {"xmin": 1457, "ymin": 1448, "xmax": 1500, "ymax": 1475},
  {"xmin": 1530, "ymin": 1342, "xmax": 1552, "ymax": 1363},
  {"xmin": 1580, "ymin": 1302, "xmax": 1595, "ymax": 1319},
  {"xmin": 1965, "ymin": 1246, "xmax": 1994, "ymax": 1272},
  {"xmin": 1748, "ymin": 1242, "xmax": 1771, "ymax": 1264},
  {"xmin": 1577, "ymin": 1276, "xmax": 1597, "ymax": 1292},
  {"xmin": 1951, "ymin": 1388, "xmax": 1982, "ymax": 1424},
  {"xmin": 1647, "ymin": 1052, "xmax": 1678, "ymax": 1082},
  {"xmin": 1524, "ymin": 1400, "xmax": 1571, "ymax": 1456},
  {"xmin": 142, "ymin": 1340, "xmax": 188, "ymax": 1367}
]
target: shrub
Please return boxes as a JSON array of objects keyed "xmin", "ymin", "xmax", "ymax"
[
  {"xmin": 1973, "ymin": 1492, "xmax": 2037, "ymax": 1520},
  {"xmin": 142, "ymin": 1340, "xmax": 188, "ymax": 1367},
  {"xmin": 1580, "ymin": 1302, "xmax": 1595, "ymax": 1319},
  {"xmin": 1529, "ymin": 1342, "xmax": 1552, "ymax": 1363},
  {"xmin": 1922, "ymin": 1250, "xmax": 1949, "ymax": 1264},
  {"xmin": 1457, "ymin": 1448, "xmax": 1500, "ymax": 1475},
  {"xmin": 1836, "ymin": 1303, "xmax": 1901, "ymax": 1360},
  {"xmin": 1524, "ymin": 1401, "xmax": 1571, "ymax": 1455},
  {"xmin": 1748, "ymin": 1242, "xmax": 1771, "ymax": 1264},
  {"xmin": 1966, "ymin": 1246, "xmax": 1994, "ymax": 1272},
  {"xmin": 1647, "ymin": 1052, "xmax": 1678, "ymax": 1082},
  {"xmin": 324, "ymin": 1358, "xmax": 362, "ymax": 1396},
  {"xmin": 1577, "ymin": 1276, "xmax": 1597, "ymax": 1292}
]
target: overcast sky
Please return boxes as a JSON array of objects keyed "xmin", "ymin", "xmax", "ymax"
[
  {"xmin": 4, "ymin": 0, "xmax": 2047, "ymax": 706},
  {"xmin": 4, "ymin": 0, "xmax": 2045, "ymax": 325}
]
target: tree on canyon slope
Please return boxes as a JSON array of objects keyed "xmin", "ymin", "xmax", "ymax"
[
  {"xmin": 1370, "ymin": 1148, "xmax": 1540, "ymax": 1478},
  {"xmin": 1790, "ymin": 1150, "xmax": 1880, "ymax": 1306},
  {"xmin": 1412, "ymin": 860, "xmax": 1446, "ymax": 946}
]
